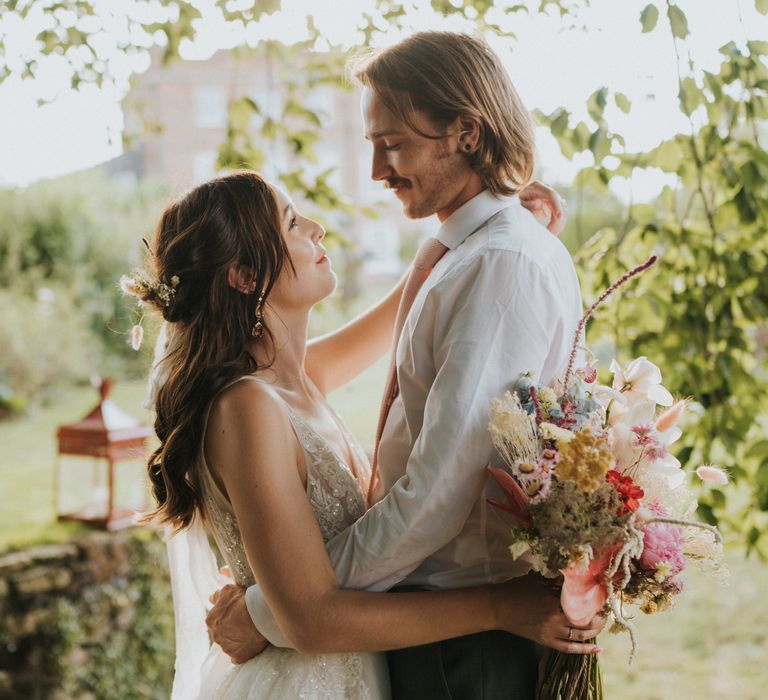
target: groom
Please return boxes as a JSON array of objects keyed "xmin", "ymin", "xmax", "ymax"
[{"xmin": 208, "ymin": 31, "xmax": 587, "ymax": 696}]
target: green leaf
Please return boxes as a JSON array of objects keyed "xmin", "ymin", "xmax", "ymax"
[
  {"xmin": 630, "ymin": 203, "xmax": 657, "ymax": 225},
  {"xmin": 757, "ymin": 0, "xmax": 768, "ymax": 15},
  {"xmin": 747, "ymin": 440, "xmax": 768, "ymax": 462},
  {"xmin": 587, "ymin": 87, "xmax": 608, "ymax": 122},
  {"xmin": 678, "ymin": 76, "xmax": 703, "ymax": 115},
  {"xmin": 667, "ymin": 4, "xmax": 689, "ymax": 39},
  {"xmin": 757, "ymin": 460, "xmax": 768, "ymax": 510},
  {"xmin": 640, "ymin": 4, "xmax": 659, "ymax": 32},
  {"xmin": 549, "ymin": 108, "xmax": 570, "ymax": 135},
  {"xmin": 649, "ymin": 139, "xmax": 683, "ymax": 172},
  {"xmin": 614, "ymin": 93, "xmax": 631, "ymax": 113}
]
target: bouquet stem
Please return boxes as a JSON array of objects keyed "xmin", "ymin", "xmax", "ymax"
[{"xmin": 536, "ymin": 643, "xmax": 604, "ymax": 700}]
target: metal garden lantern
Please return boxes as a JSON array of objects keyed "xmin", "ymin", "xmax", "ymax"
[{"xmin": 54, "ymin": 378, "xmax": 151, "ymax": 530}]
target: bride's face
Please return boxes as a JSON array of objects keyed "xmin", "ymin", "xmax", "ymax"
[{"xmin": 268, "ymin": 186, "xmax": 337, "ymax": 311}]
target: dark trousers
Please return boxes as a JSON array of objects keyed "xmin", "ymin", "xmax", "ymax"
[{"xmin": 386, "ymin": 629, "xmax": 540, "ymax": 700}]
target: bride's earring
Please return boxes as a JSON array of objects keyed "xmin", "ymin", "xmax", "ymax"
[{"xmin": 251, "ymin": 291, "xmax": 265, "ymax": 338}]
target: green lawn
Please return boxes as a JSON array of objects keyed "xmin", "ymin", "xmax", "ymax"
[{"xmin": 1, "ymin": 369, "xmax": 767, "ymax": 698}]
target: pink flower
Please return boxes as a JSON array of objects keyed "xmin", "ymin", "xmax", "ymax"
[
  {"xmin": 696, "ymin": 465, "xmax": 729, "ymax": 486},
  {"xmin": 631, "ymin": 423, "xmax": 654, "ymax": 438},
  {"xmin": 578, "ymin": 366, "xmax": 598, "ymax": 384},
  {"xmin": 640, "ymin": 520, "xmax": 686, "ymax": 577},
  {"xmin": 560, "ymin": 546, "xmax": 620, "ymax": 627},
  {"xmin": 631, "ymin": 424, "xmax": 669, "ymax": 461},
  {"xmin": 538, "ymin": 448, "xmax": 559, "ymax": 473}
]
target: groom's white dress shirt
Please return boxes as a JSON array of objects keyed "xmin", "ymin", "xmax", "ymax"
[{"xmin": 245, "ymin": 189, "xmax": 583, "ymax": 644}]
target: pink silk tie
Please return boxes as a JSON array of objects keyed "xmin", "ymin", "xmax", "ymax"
[{"xmin": 367, "ymin": 237, "xmax": 449, "ymax": 505}]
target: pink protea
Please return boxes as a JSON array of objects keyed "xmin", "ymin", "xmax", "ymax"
[{"xmin": 640, "ymin": 519, "xmax": 686, "ymax": 578}]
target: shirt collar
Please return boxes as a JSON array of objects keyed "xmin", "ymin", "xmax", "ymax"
[{"xmin": 436, "ymin": 189, "xmax": 520, "ymax": 250}]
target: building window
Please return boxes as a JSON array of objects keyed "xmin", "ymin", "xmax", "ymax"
[{"xmin": 194, "ymin": 87, "xmax": 228, "ymax": 129}]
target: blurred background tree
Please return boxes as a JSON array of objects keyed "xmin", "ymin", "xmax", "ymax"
[
  {"xmin": 0, "ymin": 172, "xmax": 168, "ymax": 413},
  {"xmin": 1, "ymin": 0, "xmax": 765, "ymax": 552}
]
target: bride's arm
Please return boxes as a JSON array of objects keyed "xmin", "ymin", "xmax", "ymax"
[
  {"xmin": 305, "ymin": 271, "xmax": 407, "ymax": 395},
  {"xmin": 206, "ymin": 380, "xmax": 602, "ymax": 655}
]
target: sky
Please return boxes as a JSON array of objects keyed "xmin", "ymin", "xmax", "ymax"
[{"xmin": 0, "ymin": 0, "xmax": 765, "ymax": 202}]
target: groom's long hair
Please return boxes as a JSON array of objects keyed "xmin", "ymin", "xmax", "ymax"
[
  {"xmin": 132, "ymin": 171, "xmax": 292, "ymax": 531},
  {"xmin": 349, "ymin": 31, "xmax": 535, "ymax": 196}
]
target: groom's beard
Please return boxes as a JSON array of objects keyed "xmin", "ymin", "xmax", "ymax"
[{"xmin": 384, "ymin": 145, "xmax": 465, "ymax": 220}]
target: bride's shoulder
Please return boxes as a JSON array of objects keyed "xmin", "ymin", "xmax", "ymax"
[{"xmin": 207, "ymin": 376, "xmax": 293, "ymax": 444}]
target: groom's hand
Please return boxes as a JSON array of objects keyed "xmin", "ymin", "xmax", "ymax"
[{"xmin": 206, "ymin": 584, "xmax": 269, "ymax": 664}]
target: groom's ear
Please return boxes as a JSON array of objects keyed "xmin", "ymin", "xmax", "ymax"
[
  {"xmin": 457, "ymin": 115, "xmax": 481, "ymax": 153},
  {"xmin": 227, "ymin": 264, "xmax": 257, "ymax": 294}
]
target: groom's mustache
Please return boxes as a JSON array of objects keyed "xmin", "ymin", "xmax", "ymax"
[{"xmin": 384, "ymin": 178, "xmax": 412, "ymax": 189}]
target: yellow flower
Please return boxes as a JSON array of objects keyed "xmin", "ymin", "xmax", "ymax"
[
  {"xmin": 539, "ymin": 422, "xmax": 574, "ymax": 443},
  {"xmin": 653, "ymin": 561, "xmax": 673, "ymax": 583},
  {"xmin": 538, "ymin": 386, "xmax": 558, "ymax": 413},
  {"xmin": 555, "ymin": 429, "xmax": 613, "ymax": 492}
]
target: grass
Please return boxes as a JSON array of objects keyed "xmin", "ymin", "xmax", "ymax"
[
  {"xmin": 2, "ymin": 370, "xmax": 767, "ymax": 698},
  {"xmin": 0, "ymin": 380, "xmax": 153, "ymax": 548}
]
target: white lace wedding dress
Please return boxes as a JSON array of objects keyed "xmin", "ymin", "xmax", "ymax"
[{"xmin": 167, "ymin": 376, "xmax": 391, "ymax": 699}]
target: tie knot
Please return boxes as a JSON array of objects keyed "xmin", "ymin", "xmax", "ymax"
[{"xmin": 413, "ymin": 237, "xmax": 449, "ymax": 271}]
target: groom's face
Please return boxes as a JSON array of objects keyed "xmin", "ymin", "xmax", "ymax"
[{"xmin": 361, "ymin": 87, "xmax": 474, "ymax": 221}]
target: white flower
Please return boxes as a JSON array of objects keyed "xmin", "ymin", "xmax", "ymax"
[
  {"xmin": 609, "ymin": 400, "xmax": 684, "ymax": 487},
  {"xmin": 610, "ymin": 357, "xmax": 674, "ymax": 407},
  {"xmin": 120, "ymin": 275, "xmax": 140, "ymax": 297},
  {"xmin": 509, "ymin": 541, "xmax": 530, "ymax": 559},
  {"xmin": 593, "ymin": 382, "xmax": 626, "ymax": 408},
  {"xmin": 609, "ymin": 422, "xmax": 637, "ymax": 472},
  {"xmin": 650, "ymin": 452, "xmax": 684, "ymax": 487}
]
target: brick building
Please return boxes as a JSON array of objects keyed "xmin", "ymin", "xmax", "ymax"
[{"xmin": 110, "ymin": 48, "xmax": 425, "ymax": 277}]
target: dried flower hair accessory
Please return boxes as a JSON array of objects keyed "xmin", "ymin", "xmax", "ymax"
[
  {"xmin": 119, "ymin": 269, "xmax": 180, "ymax": 308},
  {"xmin": 131, "ymin": 324, "xmax": 144, "ymax": 351},
  {"xmin": 120, "ymin": 270, "xmax": 180, "ymax": 351}
]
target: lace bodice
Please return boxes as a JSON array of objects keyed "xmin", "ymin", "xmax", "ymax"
[{"xmin": 197, "ymin": 379, "xmax": 369, "ymax": 587}]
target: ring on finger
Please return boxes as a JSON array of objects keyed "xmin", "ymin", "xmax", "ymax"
[{"xmin": 567, "ymin": 626, "xmax": 574, "ymax": 641}]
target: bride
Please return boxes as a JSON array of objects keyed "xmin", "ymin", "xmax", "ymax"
[{"xmin": 125, "ymin": 170, "xmax": 604, "ymax": 699}]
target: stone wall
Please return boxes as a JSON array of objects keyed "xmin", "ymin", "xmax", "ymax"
[{"xmin": 0, "ymin": 528, "xmax": 174, "ymax": 699}]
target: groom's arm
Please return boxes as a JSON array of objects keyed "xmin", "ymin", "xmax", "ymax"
[
  {"xmin": 321, "ymin": 249, "xmax": 580, "ymax": 590},
  {"xmin": 243, "ymin": 247, "xmax": 580, "ymax": 646}
]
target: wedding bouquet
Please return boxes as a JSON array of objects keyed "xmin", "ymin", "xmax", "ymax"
[{"xmin": 488, "ymin": 257, "xmax": 726, "ymax": 700}]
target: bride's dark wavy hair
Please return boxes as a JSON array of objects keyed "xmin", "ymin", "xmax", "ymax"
[{"xmin": 130, "ymin": 171, "xmax": 292, "ymax": 531}]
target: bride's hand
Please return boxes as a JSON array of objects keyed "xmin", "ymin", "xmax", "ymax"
[
  {"xmin": 518, "ymin": 180, "xmax": 567, "ymax": 236},
  {"xmin": 206, "ymin": 584, "xmax": 270, "ymax": 664},
  {"xmin": 495, "ymin": 575, "xmax": 606, "ymax": 654}
]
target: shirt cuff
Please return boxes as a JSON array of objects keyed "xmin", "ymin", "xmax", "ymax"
[{"xmin": 244, "ymin": 584, "xmax": 293, "ymax": 649}]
